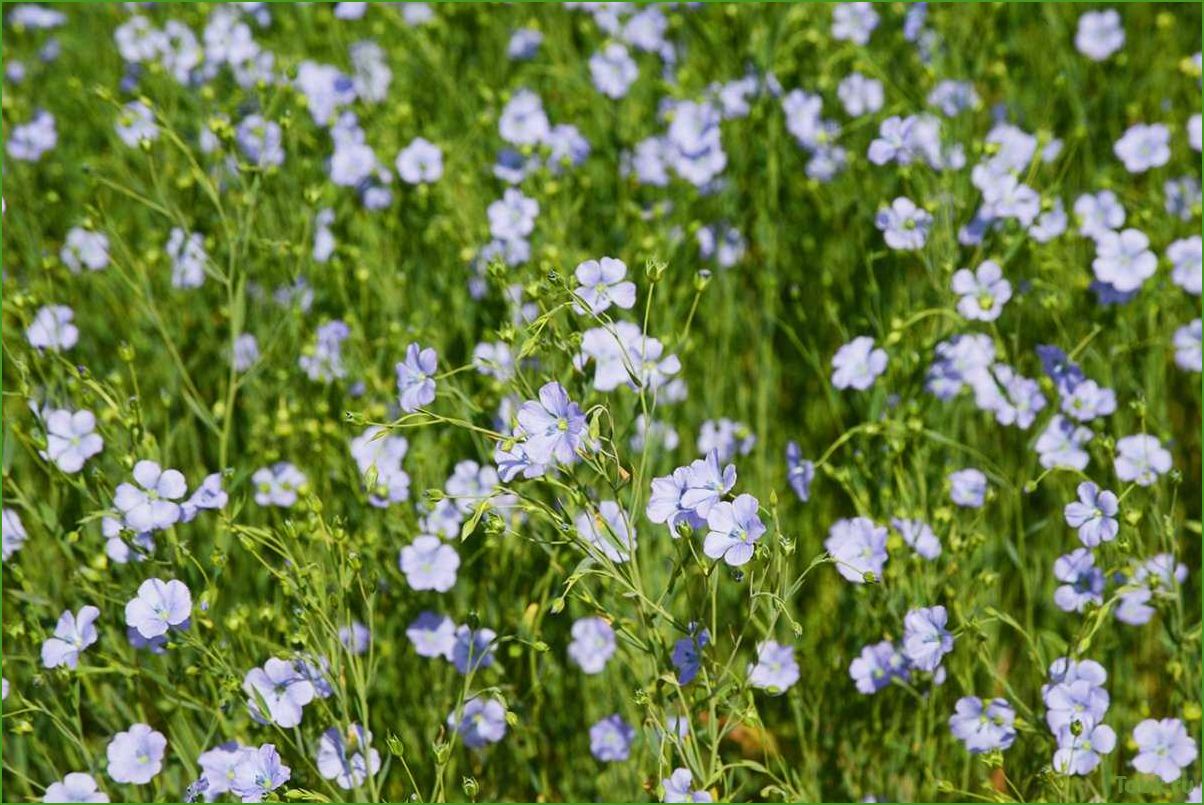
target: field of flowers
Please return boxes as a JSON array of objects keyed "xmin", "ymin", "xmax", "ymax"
[{"xmin": 2, "ymin": 3, "xmax": 1202, "ymax": 803}]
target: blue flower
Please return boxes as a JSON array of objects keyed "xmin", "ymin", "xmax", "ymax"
[
  {"xmin": 396, "ymin": 343, "xmax": 438, "ymax": 412},
  {"xmin": 891, "ymin": 518, "xmax": 941, "ymax": 560},
  {"xmin": 589, "ymin": 714, "xmax": 635, "ymax": 762},
  {"xmin": 824, "ymin": 518, "xmax": 888, "ymax": 583},
  {"xmin": 703, "ymin": 494, "xmax": 765, "ymax": 567},
  {"xmin": 1064, "ymin": 482, "xmax": 1119, "ymax": 547},
  {"xmin": 875, "ymin": 197, "xmax": 932, "ymax": 251},
  {"xmin": 517, "ymin": 382, "xmax": 586, "ymax": 465},
  {"xmin": 949, "ymin": 697, "xmax": 1016, "ymax": 753},
  {"xmin": 948, "ymin": 469, "xmax": 987, "ymax": 508},
  {"xmin": 41, "ymin": 605, "xmax": 101, "ymax": 670},
  {"xmin": 589, "ymin": 43, "xmax": 638, "ymax": 99},
  {"xmin": 124, "ymin": 578, "xmax": 191, "ymax": 640},
  {"xmin": 407, "ymin": 612, "xmax": 456, "ymax": 660},
  {"xmin": 662, "ymin": 768, "xmax": 712, "ymax": 803},
  {"xmin": 680, "ymin": 449, "xmax": 736, "ymax": 519},
  {"xmin": 399, "ymin": 536, "xmax": 460, "ymax": 592},
  {"xmin": 231, "ymin": 744, "xmax": 290, "ymax": 803},
  {"xmin": 316, "ymin": 725, "xmax": 381, "ymax": 791},
  {"xmin": 448, "ymin": 697, "xmax": 507, "ymax": 748},
  {"xmin": 106, "ymin": 723, "xmax": 166, "ymax": 784},
  {"xmin": 747, "ymin": 640, "xmax": 799, "ymax": 693},
  {"xmin": 785, "ymin": 442, "xmax": 814, "ymax": 502},
  {"xmin": 902, "ymin": 605, "xmax": 953, "ymax": 672},
  {"xmin": 671, "ymin": 627, "xmax": 710, "ymax": 685},
  {"xmin": 849, "ymin": 640, "xmax": 909, "ymax": 694},
  {"xmin": 243, "ymin": 658, "xmax": 315, "ymax": 728},
  {"xmin": 574, "ymin": 257, "xmax": 636, "ymax": 314},
  {"xmin": 568, "ymin": 617, "xmax": 616, "ymax": 674},
  {"xmin": 1053, "ymin": 548, "xmax": 1104, "ymax": 613},
  {"xmin": 831, "ymin": 336, "xmax": 887, "ymax": 390},
  {"xmin": 452, "ymin": 626, "xmax": 497, "ymax": 674},
  {"xmin": 952, "ymin": 261, "xmax": 1012, "ymax": 322}
]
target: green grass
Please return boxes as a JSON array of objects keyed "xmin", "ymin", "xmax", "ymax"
[{"xmin": 1, "ymin": 3, "xmax": 1201, "ymax": 802}]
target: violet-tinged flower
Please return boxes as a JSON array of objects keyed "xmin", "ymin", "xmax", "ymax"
[
  {"xmin": 1114, "ymin": 434, "xmax": 1172, "ymax": 486},
  {"xmin": 680, "ymin": 450, "xmax": 737, "ymax": 518},
  {"xmin": 125, "ymin": 578, "xmax": 191, "ymax": 639},
  {"xmin": 43, "ymin": 772, "xmax": 109, "ymax": 803},
  {"xmin": 399, "ymin": 536, "xmax": 459, "ymax": 592},
  {"xmin": 316, "ymin": 725, "xmax": 380, "ymax": 791},
  {"xmin": 949, "ymin": 697, "xmax": 1016, "ymax": 753},
  {"xmin": 1114, "ymin": 123, "xmax": 1170, "ymax": 173},
  {"xmin": 825, "ymin": 517, "xmax": 888, "ymax": 583},
  {"xmin": 114, "ymin": 460, "xmax": 187, "ymax": 532},
  {"xmin": 952, "ymin": 261, "xmax": 1012, "ymax": 322},
  {"xmin": 1075, "ymin": 9, "xmax": 1124, "ymax": 61},
  {"xmin": 747, "ymin": 640, "xmax": 799, "ymax": 693},
  {"xmin": 662, "ymin": 768, "xmax": 712, "ymax": 803},
  {"xmin": 42, "ymin": 605, "xmax": 100, "ymax": 670},
  {"xmin": 243, "ymin": 658, "xmax": 315, "ymax": 728},
  {"xmin": 1054, "ymin": 548, "xmax": 1104, "ymax": 612},
  {"xmin": 2, "ymin": 508, "xmax": 26, "ymax": 561},
  {"xmin": 1092, "ymin": 228, "xmax": 1156, "ymax": 293},
  {"xmin": 831, "ymin": 336, "xmax": 887, "ymax": 390},
  {"xmin": 831, "ymin": 2, "xmax": 879, "ymax": 45},
  {"xmin": 589, "ymin": 43, "xmax": 638, "ymax": 99},
  {"xmin": 902, "ymin": 605, "xmax": 953, "ymax": 671},
  {"xmin": 517, "ymin": 381, "xmax": 586, "ymax": 465},
  {"xmin": 507, "ymin": 28, "xmax": 542, "ymax": 60},
  {"xmin": 231, "ymin": 744, "xmax": 290, "ymax": 803},
  {"xmin": 43, "ymin": 409, "xmax": 103, "ymax": 474},
  {"xmin": 1169, "ymin": 236, "xmax": 1202, "ymax": 296},
  {"xmin": 875, "ymin": 197, "xmax": 932, "ymax": 251},
  {"xmin": 395, "ymin": 137, "xmax": 442, "ymax": 185},
  {"xmin": 574, "ymin": 257, "xmax": 636, "ymax": 314},
  {"xmin": 252, "ymin": 462, "xmax": 307, "ymax": 507},
  {"xmin": 949, "ymin": 469, "xmax": 987, "ymax": 508},
  {"xmin": 448, "ymin": 697, "xmax": 507, "ymax": 748},
  {"xmin": 1074, "ymin": 190, "xmax": 1125, "ymax": 240},
  {"xmin": 396, "ymin": 343, "xmax": 437, "ymax": 412},
  {"xmin": 338, "ymin": 622, "xmax": 370, "ymax": 656},
  {"xmin": 575, "ymin": 500, "xmax": 636, "ymax": 563},
  {"xmin": 7, "ymin": 109, "xmax": 57, "ymax": 161},
  {"xmin": 115, "ymin": 101, "xmax": 158, "ymax": 147},
  {"xmin": 647, "ymin": 467, "xmax": 706, "ymax": 534},
  {"xmin": 837, "ymin": 72, "xmax": 883, "ymax": 117},
  {"xmin": 181, "ymin": 473, "xmax": 228, "ymax": 522},
  {"xmin": 1061, "ymin": 379, "xmax": 1116, "ymax": 422},
  {"xmin": 891, "ymin": 518, "xmax": 941, "ymax": 560},
  {"xmin": 785, "ymin": 442, "xmax": 814, "ymax": 503},
  {"xmin": 672, "ymin": 628, "xmax": 710, "ymax": 685},
  {"xmin": 407, "ymin": 611, "xmax": 456, "ymax": 659},
  {"xmin": 1035, "ymin": 415, "xmax": 1093, "ymax": 471},
  {"xmin": 61, "ymin": 228, "xmax": 110, "ymax": 273},
  {"xmin": 1053, "ymin": 722, "xmax": 1116, "ymax": 775},
  {"xmin": 1044, "ymin": 678, "xmax": 1110, "ymax": 733},
  {"xmin": 487, "ymin": 188, "xmax": 539, "ymax": 241},
  {"xmin": 27, "ymin": 305, "xmax": 79, "ymax": 351},
  {"xmin": 568, "ymin": 617, "xmax": 616, "ymax": 674},
  {"xmin": 589, "ymin": 714, "xmax": 635, "ymax": 762},
  {"xmin": 452, "ymin": 626, "xmax": 497, "ymax": 674},
  {"xmin": 167, "ymin": 228, "xmax": 207, "ymax": 289},
  {"xmin": 1175, "ymin": 319, "xmax": 1202, "ymax": 373},
  {"xmin": 849, "ymin": 640, "xmax": 909, "ymax": 694},
  {"xmin": 499, "ymin": 89, "xmax": 549, "ymax": 146},
  {"xmin": 235, "ymin": 115, "xmax": 284, "ymax": 168},
  {"xmin": 696, "ymin": 419, "xmax": 755, "ymax": 462},
  {"xmin": 106, "ymin": 723, "xmax": 167, "ymax": 785},
  {"xmin": 1064, "ymin": 482, "xmax": 1119, "ymax": 547},
  {"xmin": 1132, "ymin": 718, "xmax": 1197, "ymax": 782},
  {"xmin": 703, "ymin": 494, "xmax": 764, "ymax": 567}
]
